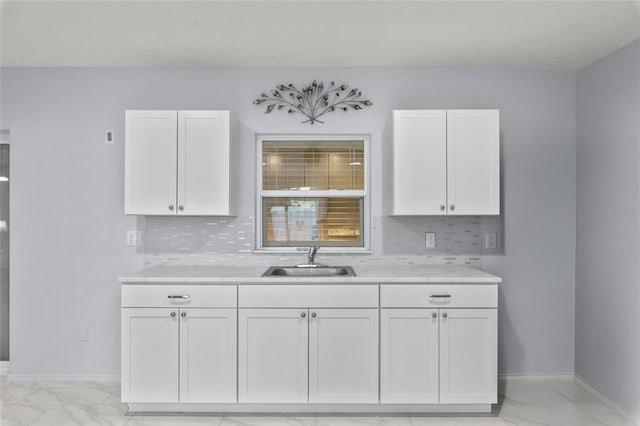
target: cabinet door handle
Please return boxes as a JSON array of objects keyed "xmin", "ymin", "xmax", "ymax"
[
  {"xmin": 431, "ymin": 312, "xmax": 437, "ymax": 319},
  {"xmin": 430, "ymin": 294, "xmax": 451, "ymax": 298},
  {"xmin": 181, "ymin": 312, "xmax": 187, "ymax": 318},
  {"xmin": 450, "ymin": 205, "xmax": 455, "ymax": 211},
  {"xmin": 169, "ymin": 204, "xmax": 175, "ymax": 211},
  {"xmin": 442, "ymin": 312, "xmax": 448, "ymax": 319},
  {"xmin": 311, "ymin": 312, "xmax": 317, "ymax": 318},
  {"xmin": 440, "ymin": 205, "xmax": 445, "ymax": 211},
  {"xmin": 170, "ymin": 312, "xmax": 176, "ymax": 318},
  {"xmin": 178, "ymin": 205, "xmax": 184, "ymax": 211},
  {"xmin": 168, "ymin": 295, "xmax": 190, "ymax": 300},
  {"xmin": 301, "ymin": 312, "xmax": 306, "ymax": 318}
]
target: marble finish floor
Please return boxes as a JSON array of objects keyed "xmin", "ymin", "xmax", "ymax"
[{"xmin": 0, "ymin": 375, "xmax": 636, "ymax": 426}]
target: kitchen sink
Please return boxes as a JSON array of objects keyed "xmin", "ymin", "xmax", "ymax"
[{"xmin": 262, "ymin": 266, "xmax": 357, "ymax": 277}]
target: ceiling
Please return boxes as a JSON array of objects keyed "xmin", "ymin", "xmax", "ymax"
[{"xmin": 1, "ymin": 0, "xmax": 639, "ymax": 70}]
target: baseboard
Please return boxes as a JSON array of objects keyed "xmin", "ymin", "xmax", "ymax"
[
  {"xmin": 574, "ymin": 373, "xmax": 639, "ymax": 425},
  {"xmin": 498, "ymin": 372, "xmax": 575, "ymax": 379},
  {"xmin": 7, "ymin": 374, "xmax": 120, "ymax": 382},
  {"xmin": 127, "ymin": 403, "xmax": 492, "ymax": 414},
  {"xmin": 0, "ymin": 361, "xmax": 9, "ymax": 376}
]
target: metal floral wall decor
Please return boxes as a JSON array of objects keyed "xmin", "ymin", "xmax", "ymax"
[{"xmin": 254, "ymin": 80, "xmax": 373, "ymax": 124}]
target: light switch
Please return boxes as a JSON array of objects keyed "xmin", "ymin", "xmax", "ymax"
[
  {"xmin": 105, "ymin": 129, "xmax": 115, "ymax": 145},
  {"xmin": 425, "ymin": 232, "xmax": 436, "ymax": 248}
]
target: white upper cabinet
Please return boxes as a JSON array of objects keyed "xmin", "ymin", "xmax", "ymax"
[
  {"xmin": 446, "ymin": 110, "xmax": 500, "ymax": 215},
  {"xmin": 125, "ymin": 110, "xmax": 178, "ymax": 215},
  {"xmin": 392, "ymin": 109, "xmax": 500, "ymax": 215},
  {"xmin": 392, "ymin": 110, "xmax": 447, "ymax": 215},
  {"xmin": 125, "ymin": 110, "xmax": 236, "ymax": 216}
]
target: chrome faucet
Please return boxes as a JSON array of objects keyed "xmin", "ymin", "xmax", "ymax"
[
  {"xmin": 307, "ymin": 245, "xmax": 319, "ymax": 265},
  {"xmin": 296, "ymin": 245, "xmax": 325, "ymax": 268}
]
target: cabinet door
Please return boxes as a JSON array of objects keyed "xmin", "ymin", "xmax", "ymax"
[
  {"xmin": 179, "ymin": 308, "xmax": 237, "ymax": 403},
  {"xmin": 308, "ymin": 309, "xmax": 378, "ymax": 403},
  {"xmin": 177, "ymin": 111, "xmax": 233, "ymax": 215},
  {"xmin": 238, "ymin": 308, "xmax": 308, "ymax": 403},
  {"xmin": 392, "ymin": 110, "xmax": 447, "ymax": 215},
  {"xmin": 439, "ymin": 308, "xmax": 497, "ymax": 404},
  {"xmin": 124, "ymin": 110, "xmax": 178, "ymax": 215},
  {"xmin": 380, "ymin": 309, "xmax": 439, "ymax": 403},
  {"xmin": 121, "ymin": 308, "xmax": 179, "ymax": 403},
  {"xmin": 446, "ymin": 110, "xmax": 500, "ymax": 215}
]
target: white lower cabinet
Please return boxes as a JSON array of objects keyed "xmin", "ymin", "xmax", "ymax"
[
  {"xmin": 238, "ymin": 309, "xmax": 309, "ymax": 403},
  {"xmin": 121, "ymin": 308, "xmax": 179, "ymax": 403},
  {"xmin": 238, "ymin": 298, "xmax": 378, "ymax": 404},
  {"xmin": 439, "ymin": 308, "xmax": 497, "ymax": 404},
  {"xmin": 380, "ymin": 309, "xmax": 439, "ymax": 403},
  {"xmin": 380, "ymin": 284, "xmax": 498, "ymax": 405},
  {"xmin": 121, "ymin": 306, "xmax": 236, "ymax": 403},
  {"xmin": 238, "ymin": 307, "xmax": 379, "ymax": 404},
  {"xmin": 381, "ymin": 308, "xmax": 497, "ymax": 404},
  {"xmin": 309, "ymin": 309, "xmax": 379, "ymax": 403},
  {"xmin": 179, "ymin": 308, "xmax": 237, "ymax": 403},
  {"xmin": 121, "ymin": 282, "xmax": 498, "ymax": 412}
]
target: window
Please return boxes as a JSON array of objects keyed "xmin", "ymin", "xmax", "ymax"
[{"xmin": 256, "ymin": 135, "xmax": 370, "ymax": 251}]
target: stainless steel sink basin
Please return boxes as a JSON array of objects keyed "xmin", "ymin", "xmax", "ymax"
[{"xmin": 262, "ymin": 266, "xmax": 357, "ymax": 277}]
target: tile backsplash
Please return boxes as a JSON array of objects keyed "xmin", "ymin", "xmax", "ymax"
[{"xmin": 144, "ymin": 215, "xmax": 484, "ymax": 267}]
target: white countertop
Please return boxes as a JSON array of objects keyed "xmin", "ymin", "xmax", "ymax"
[{"xmin": 118, "ymin": 264, "xmax": 501, "ymax": 284}]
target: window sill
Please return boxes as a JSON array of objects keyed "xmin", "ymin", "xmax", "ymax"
[{"xmin": 253, "ymin": 247, "xmax": 372, "ymax": 255}]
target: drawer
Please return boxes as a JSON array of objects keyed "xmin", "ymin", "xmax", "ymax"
[
  {"xmin": 121, "ymin": 285, "xmax": 237, "ymax": 308},
  {"xmin": 380, "ymin": 284, "xmax": 497, "ymax": 308},
  {"xmin": 239, "ymin": 284, "xmax": 378, "ymax": 308}
]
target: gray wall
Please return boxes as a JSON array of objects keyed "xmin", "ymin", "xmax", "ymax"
[
  {"xmin": 0, "ymin": 67, "xmax": 576, "ymax": 377},
  {"xmin": 576, "ymin": 40, "xmax": 640, "ymax": 416},
  {"xmin": 0, "ymin": 144, "xmax": 8, "ymax": 361}
]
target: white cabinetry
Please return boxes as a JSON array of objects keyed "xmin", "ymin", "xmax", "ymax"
[
  {"xmin": 125, "ymin": 110, "xmax": 236, "ymax": 216},
  {"xmin": 120, "ymin": 280, "xmax": 499, "ymax": 412},
  {"xmin": 238, "ymin": 285, "xmax": 379, "ymax": 404},
  {"xmin": 179, "ymin": 308, "xmax": 237, "ymax": 403},
  {"xmin": 392, "ymin": 110, "xmax": 499, "ymax": 215},
  {"xmin": 238, "ymin": 308, "xmax": 309, "ymax": 403},
  {"xmin": 380, "ymin": 309, "xmax": 439, "ymax": 403},
  {"xmin": 121, "ymin": 307, "xmax": 179, "ymax": 403},
  {"xmin": 380, "ymin": 284, "xmax": 498, "ymax": 405},
  {"xmin": 121, "ymin": 285, "xmax": 237, "ymax": 404},
  {"xmin": 439, "ymin": 308, "xmax": 497, "ymax": 404},
  {"xmin": 309, "ymin": 308, "xmax": 378, "ymax": 403}
]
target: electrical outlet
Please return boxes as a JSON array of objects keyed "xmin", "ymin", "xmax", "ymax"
[
  {"xmin": 485, "ymin": 232, "xmax": 497, "ymax": 249},
  {"xmin": 425, "ymin": 232, "xmax": 436, "ymax": 248},
  {"xmin": 126, "ymin": 230, "xmax": 142, "ymax": 247}
]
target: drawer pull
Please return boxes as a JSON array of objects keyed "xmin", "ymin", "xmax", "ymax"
[
  {"xmin": 168, "ymin": 295, "xmax": 190, "ymax": 300},
  {"xmin": 430, "ymin": 294, "xmax": 451, "ymax": 298}
]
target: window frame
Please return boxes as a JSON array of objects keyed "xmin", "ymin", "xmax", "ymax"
[{"xmin": 255, "ymin": 133, "xmax": 371, "ymax": 253}]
